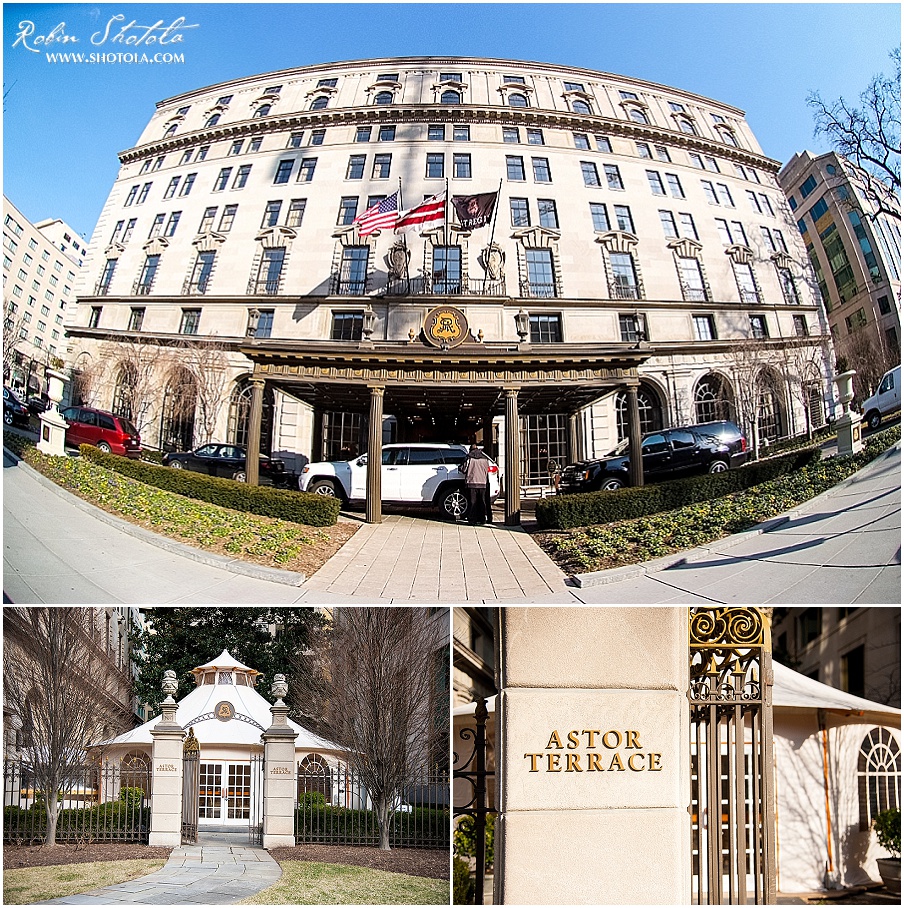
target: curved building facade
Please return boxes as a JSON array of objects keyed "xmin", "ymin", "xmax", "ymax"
[{"xmin": 69, "ymin": 56, "xmax": 832, "ymax": 522}]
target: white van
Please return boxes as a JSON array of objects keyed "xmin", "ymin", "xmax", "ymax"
[{"xmin": 861, "ymin": 365, "xmax": 901, "ymax": 430}]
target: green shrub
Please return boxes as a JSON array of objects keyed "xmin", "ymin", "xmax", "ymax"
[
  {"xmin": 141, "ymin": 449, "xmax": 165, "ymax": 465},
  {"xmin": 453, "ymin": 814, "xmax": 494, "ymax": 869},
  {"xmin": 78, "ymin": 445, "xmax": 339, "ymax": 527},
  {"xmin": 535, "ymin": 447, "xmax": 821, "ymax": 530},
  {"xmin": 294, "ymin": 805, "xmax": 449, "ymax": 847},
  {"xmin": 118, "ymin": 787, "xmax": 145, "ymax": 810},
  {"xmin": 453, "ymin": 857, "xmax": 475, "ymax": 905},
  {"xmin": 298, "ymin": 791, "xmax": 327, "ymax": 808},
  {"xmin": 874, "ymin": 808, "xmax": 901, "ymax": 859}
]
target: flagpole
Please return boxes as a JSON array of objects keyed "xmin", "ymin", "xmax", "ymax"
[
  {"xmin": 484, "ymin": 178, "xmax": 504, "ymax": 293},
  {"xmin": 444, "ymin": 178, "xmax": 449, "ymax": 248},
  {"xmin": 397, "ymin": 178, "xmax": 410, "ymax": 292}
]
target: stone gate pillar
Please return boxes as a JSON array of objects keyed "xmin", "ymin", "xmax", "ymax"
[
  {"xmin": 149, "ymin": 669, "xmax": 185, "ymax": 847},
  {"xmin": 494, "ymin": 608, "xmax": 691, "ymax": 905},
  {"xmin": 262, "ymin": 674, "xmax": 298, "ymax": 849}
]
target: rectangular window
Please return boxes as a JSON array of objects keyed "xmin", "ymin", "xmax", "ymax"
[
  {"xmin": 453, "ymin": 153, "xmax": 471, "ymax": 178},
  {"xmin": 526, "ymin": 128, "xmax": 545, "ymax": 145},
  {"xmin": 510, "ymin": 198, "xmax": 531, "ymax": 227},
  {"xmin": 678, "ymin": 213, "xmax": 698, "ymax": 240},
  {"xmin": 701, "ymin": 180, "xmax": 719, "ymax": 205},
  {"xmin": 647, "ymin": 170, "xmax": 666, "ymax": 196},
  {"xmin": 164, "ymin": 177, "xmax": 180, "ymax": 199},
  {"xmin": 604, "ymin": 164, "xmax": 624, "ymax": 190},
  {"xmin": 288, "ymin": 132, "xmax": 304, "ymax": 148},
  {"xmin": 746, "ymin": 190, "xmax": 762, "ymax": 213},
  {"xmin": 716, "ymin": 183, "xmax": 734, "ymax": 207},
  {"xmin": 596, "ymin": 135, "xmax": 612, "ymax": 153},
  {"xmin": 98, "ymin": 259, "xmax": 117, "ymax": 292},
  {"xmin": 690, "ymin": 153, "xmax": 705, "ymax": 169},
  {"xmin": 379, "ymin": 125, "xmax": 396, "ymax": 142},
  {"xmin": 749, "ymin": 314, "xmax": 769, "ymax": 338},
  {"xmin": 734, "ymin": 262, "xmax": 760, "ymax": 303},
  {"xmin": 693, "ymin": 314, "xmax": 716, "ymax": 341},
  {"xmin": 678, "ymin": 257, "xmax": 707, "ymax": 301},
  {"xmin": 773, "ymin": 229, "xmax": 788, "ymax": 253},
  {"xmin": 214, "ymin": 168, "xmax": 232, "ymax": 191},
  {"xmin": 609, "ymin": 251, "xmax": 639, "ymax": 299},
  {"xmin": 590, "ymin": 202, "xmax": 610, "ymax": 232},
  {"xmin": 529, "ymin": 313, "xmax": 562, "ymax": 343},
  {"xmin": 656, "ymin": 146, "xmax": 671, "ymax": 163},
  {"xmin": 148, "ymin": 213, "xmax": 165, "ymax": 238},
  {"xmin": 502, "ymin": 126, "xmax": 520, "ymax": 144},
  {"xmin": 137, "ymin": 254, "xmax": 160, "ymax": 293},
  {"xmin": 297, "ymin": 158, "xmax": 317, "ymax": 182},
  {"xmin": 190, "ymin": 251, "xmax": 216, "ymax": 293},
  {"xmin": 506, "ymin": 156, "xmax": 526, "ymax": 181},
  {"xmin": 338, "ymin": 197, "xmax": 358, "ymax": 225},
  {"xmin": 199, "ymin": 207, "xmax": 217, "ymax": 233},
  {"xmin": 180, "ymin": 308, "xmax": 201, "ymax": 335},
  {"xmin": 525, "ymin": 248, "xmax": 556, "ymax": 298},
  {"xmin": 761, "ymin": 226, "xmax": 777, "ymax": 252},
  {"xmin": 431, "ymin": 246, "xmax": 462, "ymax": 293},
  {"xmin": 136, "ymin": 183, "xmax": 152, "ymax": 204},
  {"xmin": 538, "ymin": 199, "xmax": 559, "ymax": 229},
  {"xmin": 715, "ymin": 218, "xmax": 733, "ymax": 245},
  {"xmin": 373, "ymin": 154, "xmax": 392, "ymax": 179},
  {"xmin": 636, "ymin": 142, "xmax": 652, "ymax": 158},
  {"xmin": 793, "ymin": 314, "xmax": 808, "ymax": 336},
  {"xmin": 218, "ymin": 204, "xmax": 238, "ymax": 232},
  {"xmin": 704, "ymin": 157, "xmax": 719, "ymax": 172},
  {"xmin": 88, "ymin": 306, "xmax": 102, "ymax": 328},
  {"xmin": 229, "ymin": 140, "xmax": 243, "ymax": 156},
  {"xmin": 454, "ymin": 125, "xmax": 471, "ymax": 141},
  {"xmin": 338, "ymin": 247, "xmax": 369, "ymax": 294},
  {"xmin": 257, "ymin": 247, "xmax": 286, "ymax": 294},
  {"xmin": 613, "ymin": 205, "xmax": 635, "ymax": 233},
  {"xmin": 274, "ymin": 159, "xmax": 294, "ymax": 183},
  {"xmin": 666, "ymin": 174, "xmax": 685, "ymax": 199},
  {"xmin": 659, "ymin": 210, "xmax": 678, "ymax": 238},
  {"xmin": 346, "ymin": 155, "xmax": 366, "ymax": 180},
  {"xmin": 800, "ymin": 174, "xmax": 818, "ymax": 198},
  {"xmin": 532, "ymin": 157, "xmax": 552, "ymax": 182},
  {"xmin": 128, "ymin": 307, "xmax": 145, "ymax": 331},
  {"xmin": 164, "ymin": 212, "xmax": 181, "ymax": 237},
  {"xmin": 253, "ymin": 309, "xmax": 274, "ymax": 339},
  {"xmin": 426, "ymin": 153, "xmax": 445, "ymax": 178},
  {"xmin": 619, "ymin": 313, "xmax": 648, "ymax": 343},
  {"xmin": 331, "ymin": 311, "xmax": 364, "ymax": 340},
  {"xmin": 428, "ymin": 124, "xmax": 445, "ymax": 140},
  {"xmin": 196, "ymin": 146, "xmax": 210, "ymax": 161},
  {"xmin": 582, "ymin": 161, "xmax": 601, "ymax": 187},
  {"xmin": 731, "ymin": 220, "xmax": 748, "ymax": 245},
  {"xmin": 179, "ymin": 173, "xmax": 196, "ymax": 196},
  {"xmin": 262, "ymin": 200, "xmax": 282, "ymax": 228},
  {"xmin": 574, "ymin": 133, "xmax": 591, "ymax": 150},
  {"xmin": 286, "ymin": 198, "xmax": 307, "ymax": 228},
  {"xmin": 309, "ymin": 129, "xmax": 325, "ymax": 145},
  {"xmin": 759, "ymin": 194, "xmax": 774, "ymax": 217},
  {"xmin": 355, "ymin": 126, "xmax": 372, "ymax": 143}
]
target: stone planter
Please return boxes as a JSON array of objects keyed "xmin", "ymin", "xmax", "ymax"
[{"xmin": 877, "ymin": 857, "xmax": 901, "ymax": 895}]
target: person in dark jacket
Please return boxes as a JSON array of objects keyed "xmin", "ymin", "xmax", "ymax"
[{"xmin": 463, "ymin": 444, "xmax": 491, "ymax": 524}]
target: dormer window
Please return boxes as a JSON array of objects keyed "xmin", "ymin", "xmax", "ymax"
[
  {"xmin": 264, "ymin": 84, "xmax": 282, "ymax": 95},
  {"xmin": 317, "ymin": 78, "xmax": 338, "ymax": 88},
  {"xmin": 376, "ymin": 73, "xmax": 399, "ymax": 82},
  {"xmin": 440, "ymin": 72, "xmax": 462, "ymax": 83}
]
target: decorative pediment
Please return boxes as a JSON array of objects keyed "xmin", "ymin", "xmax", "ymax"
[
  {"xmin": 499, "ymin": 81, "xmax": 535, "ymax": 94},
  {"xmin": 368, "ymin": 79, "xmax": 401, "ymax": 91},
  {"xmin": 104, "ymin": 243, "xmax": 125, "ymax": 257},
  {"xmin": 511, "ymin": 226, "xmax": 561, "ymax": 248},
  {"xmin": 771, "ymin": 251, "xmax": 794, "ymax": 270},
  {"xmin": 192, "ymin": 232, "xmax": 227, "ymax": 251},
  {"xmin": 434, "ymin": 78, "xmax": 467, "ymax": 90},
  {"xmin": 332, "ymin": 226, "xmax": 375, "ymax": 249},
  {"xmin": 255, "ymin": 226, "xmax": 297, "ymax": 248},
  {"xmin": 726, "ymin": 243, "xmax": 754, "ymax": 264},
  {"xmin": 304, "ymin": 85, "xmax": 338, "ymax": 98},
  {"xmin": 667, "ymin": 237, "xmax": 703, "ymax": 259},
  {"xmin": 142, "ymin": 237, "xmax": 169, "ymax": 255},
  {"xmin": 595, "ymin": 231, "xmax": 639, "ymax": 254},
  {"xmin": 619, "ymin": 98, "xmax": 650, "ymax": 113},
  {"xmin": 562, "ymin": 88, "xmax": 593, "ymax": 102}
]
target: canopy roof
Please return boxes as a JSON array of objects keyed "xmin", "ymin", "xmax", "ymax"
[{"xmin": 191, "ymin": 648, "xmax": 259, "ymax": 677}]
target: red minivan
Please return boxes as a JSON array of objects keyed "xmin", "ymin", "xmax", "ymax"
[{"xmin": 61, "ymin": 406, "xmax": 142, "ymax": 458}]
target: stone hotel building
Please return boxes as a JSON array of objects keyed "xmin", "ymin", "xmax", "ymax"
[{"xmin": 68, "ymin": 56, "xmax": 832, "ymax": 521}]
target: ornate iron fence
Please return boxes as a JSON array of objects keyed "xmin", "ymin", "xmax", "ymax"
[
  {"xmin": 295, "ymin": 761, "xmax": 449, "ymax": 849},
  {"xmin": 181, "ymin": 732, "xmax": 200, "ymax": 844},
  {"xmin": 248, "ymin": 752, "xmax": 265, "ymax": 846},
  {"xmin": 689, "ymin": 607, "xmax": 776, "ymax": 905},
  {"xmin": 453, "ymin": 698, "xmax": 496, "ymax": 905},
  {"xmin": 3, "ymin": 756, "xmax": 151, "ymax": 845}
]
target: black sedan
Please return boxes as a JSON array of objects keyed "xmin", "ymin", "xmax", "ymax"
[
  {"xmin": 163, "ymin": 443, "xmax": 288, "ymax": 485},
  {"xmin": 3, "ymin": 387, "xmax": 31, "ymax": 427}
]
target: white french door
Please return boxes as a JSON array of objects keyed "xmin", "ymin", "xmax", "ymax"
[{"xmin": 198, "ymin": 762, "xmax": 252, "ymax": 824}]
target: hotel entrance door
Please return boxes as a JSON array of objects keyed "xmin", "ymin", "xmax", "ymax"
[{"xmin": 198, "ymin": 762, "xmax": 253, "ymax": 824}]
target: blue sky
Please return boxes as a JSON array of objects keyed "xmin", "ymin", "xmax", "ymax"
[{"xmin": 3, "ymin": 2, "xmax": 900, "ymax": 239}]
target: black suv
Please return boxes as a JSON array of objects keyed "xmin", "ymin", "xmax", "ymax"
[{"xmin": 559, "ymin": 421, "xmax": 748, "ymax": 493}]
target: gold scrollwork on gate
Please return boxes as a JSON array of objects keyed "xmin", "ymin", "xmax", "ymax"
[{"xmin": 183, "ymin": 727, "xmax": 200, "ymax": 753}]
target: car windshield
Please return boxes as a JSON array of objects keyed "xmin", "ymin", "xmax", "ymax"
[{"xmin": 119, "ymin": 418, "xmax": 139, "ymax": 437}]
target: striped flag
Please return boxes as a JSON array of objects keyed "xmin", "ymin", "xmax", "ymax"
[
  {"xmin": 395, "ymin": 191, "xmax": 446, "ymax": 233},
  {"xmin": 353, "ymin": 191, "xmax": 400, "ymax": 236}
]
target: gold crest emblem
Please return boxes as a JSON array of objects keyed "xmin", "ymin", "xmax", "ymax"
[
  {"xmin": 424, "ymin": 306, "xmax": 468, "ymax": 348},
  {"xmin": 214, "ymin": 701, "xmax": 235, "ymax": 721}
]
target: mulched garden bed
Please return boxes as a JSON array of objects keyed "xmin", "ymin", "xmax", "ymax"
[
  {"xmin": 4, "ymin": 843, "xmax": 172, "ymax": 869},
  {"xmin": 269, "ymin": 845, "xmax": 449, "ymax": 880}
]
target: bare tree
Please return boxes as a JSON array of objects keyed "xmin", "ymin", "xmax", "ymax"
[
  {"xmin": 68, "ymin": 353, "xmax": 106, "ymax": 408},
  {"xmin": 808, "ymin": 48, "xmax": 901, "ymax": 222},
  {"xmin": 780, "ymin": 338, "xmax": 832, "ymax": 440},
  {"xmin": 3, "ymin": 298, "xmax": 28, "ymax": 384},
  {"xmin": 294, "ymin": 608, "xmax": 447, "ymax": 850},
  {"xmin": 726, "ymin": 336, "xmax": 783, "ymax": 459},
  {"xmin": 3, "ymin": 608, "xmax": 134, "ymax": 846},
  {"xmin": 106, "ymin": 336, "xmax": 165, "ymax": 438},
  {"xmin": 835, "ymin": 328, "xmax": 898, "ymax": 405},
  {"xmin": 175, "ymin": 338, "xmax": 231, "ymax": 444}
]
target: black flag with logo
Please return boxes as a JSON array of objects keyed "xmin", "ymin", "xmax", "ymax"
[{"xmin": 451, "ymin": 192, "xmax": 498, "ymax": 231}]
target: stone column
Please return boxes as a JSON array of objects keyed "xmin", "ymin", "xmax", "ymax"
[
  {"xmin": 625, "ymin": 382, "xmax": 644, "ymax": 487},
  {"xmin": 149, "ymin": 670, "xmax": 185, "ymax": 847},
  {"xmin": 262, "ymin": 674, "xmax": 299, "ymax": 849},
  {"xmin": 503, "ymin": 388, "xmax": 520, "ymax": 526},
  {"xmin": 494, "ymin": 608, "xmax": 691, "ymax": 905},
  {"xmin": 366, "ymin": 385, "xmax": 384, "ymax": 524},
  {"xmin": 246, "ymin": 376, "xmax": 265, "ymax": 486}
]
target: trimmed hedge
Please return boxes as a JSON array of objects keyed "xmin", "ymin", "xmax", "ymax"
[
  {"xmin": 78, "ymin": 445, "xmax": 340, "ymax": 527},
  {"xmin": 295, "ymin": 805, "xmax": 450, "ymax": 847},
  {"xmin": 535, "ymin": 447, "xmax": 821, "ymax": 530}
]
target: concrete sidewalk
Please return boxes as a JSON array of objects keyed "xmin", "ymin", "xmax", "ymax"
[{"xmin": 39, "ymin": 833, "xmax": 281, "ymax": 904}]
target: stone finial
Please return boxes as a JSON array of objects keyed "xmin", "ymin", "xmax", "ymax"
[
  {"xmin": 271, "ymin": 673, "xmax": 289, "ymax": 702},
  {"xmin": 162, "ymin": 669, "xmax": 178, "ymax": 699}
]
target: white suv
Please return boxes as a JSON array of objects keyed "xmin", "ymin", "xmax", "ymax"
[{"xmin": 298, "ymin": 443, "xmax": 501, "ymax": 520}]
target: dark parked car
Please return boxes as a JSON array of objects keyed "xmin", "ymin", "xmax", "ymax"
[
  {"xmin": 559, "ymin": 421, "xmax": 748, "ymax": 492},
  {"xmin": 163, "ymin": 443, "xmax": 288, "ymax": 485},
  {"xmin": 3, "ymin": 387, "xmax": 30, "ymax": 427},
  {"xmin": 60, "ymin": 406, "xmax": 142, "ymax": 458},
  {"xmin": 26, "ymin": 394, "xmax": 51, "ymax": 416}
]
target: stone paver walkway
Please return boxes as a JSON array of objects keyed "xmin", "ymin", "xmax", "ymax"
[{"xmin": 39, "ymin": 834, "xmax": 281, "ymax": 905}]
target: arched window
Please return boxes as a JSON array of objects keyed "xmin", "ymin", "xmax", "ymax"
[
  {"xmin": 628, "ymin": 108, "xmax": 649, "ymax": 125},
  {"xmin": 616, "ymin": 385, "xmax": 664, "ymax": 440},
  {"xmin": 227, "ymin": 379, "xmax": 275, "ymax": 454},
  {"xmin": 717, "ymin": 126, "xmax": 740, "ymax": 147},
  {"xmin": 678, "ymin": 118, "xmax": 698, "ymax": 136},
  {"xmin": 310, "ymin": 96, "xmax": 329, "ymax": 110},
  {"xmin": 694, "ymin": 373, "xmax": 734, "ymax": 423},
  {"xmin": 298, "ymin": 755, "xmax": 332, "ymax": 803},
  {"xmin": 159, "ymin": 366, "xmax": 197, "ymax": 452},
  {"xmin": 164, "ymin": 124, "xmax": 178, "ymax": 138},
  {"xmin": 757, "ymin": 370, "xmax": 785, "ymax": 444},
  {"xmin": 112, "ymin": 363, "xmax": 137, "ymax": 422},
  {"xmin": 441, "ymin": 90, "xmax": 461, "ymax": 105},
  {"xmin": 204, "ymin": 114, "xmax": 220, "ymax": 128},
  {"xmin": 858, "ymin": 728, "xmax": 901, "ymax": 830},
  {"xmin": 508, "ymin": 92, "xmax": 529, "ymax": 108},
  {"xmin": 253, "ymin": 104, "xmax": 272, "ymax": 118},
  {"xmin": 571, "ymin": 99, "xmax": 592, "ymax": 114},
  {"xmin": 374, "ymin": 91, "xmax": 394, "ymax": 105},
  {"xmin": 120, "ymin": 752, "xmax": 151, "ymax": 798}
]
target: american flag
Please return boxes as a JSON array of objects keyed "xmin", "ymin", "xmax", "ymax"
[
  {"xmin": 395, "ymin": 191, "xmax": 446, "ymax": 233},
  {"xmin": 354, "ymin": 191, "xmax": 400, "ymax": 236}
]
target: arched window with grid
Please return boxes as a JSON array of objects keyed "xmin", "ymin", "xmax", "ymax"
[{"xmin": 858, "ymin": 727, "xmax": 901, "ymax": 830}]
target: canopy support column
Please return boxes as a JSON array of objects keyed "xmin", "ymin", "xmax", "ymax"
[
  {"xmin": 504, "ymin": 388, "xmax": 521, "ymax": 527},
  {"xmin": 366, "ymin": 384, "xmax": 384, "ymax": 524},
  {"xmin": 246, "ymin": 377, "xmax": 265, "ymax": 487}
]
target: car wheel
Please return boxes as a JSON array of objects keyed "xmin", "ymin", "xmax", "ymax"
[
  {"xmin": 440, "ymin": 487, "xmax": 469, "ymax": 520},
  {"xmin": 708, "ymin": 460, "xmax": 729, "ymax": 473},
  {"xmin": 3, "ymin": 410, "xmax": 12, "ymax": 426},
  {"xmin": 233, "ymin": 470, "xmax": 247, "ymax": 483},
  {"xmin": 599, "ymin": 478, "xmax": 624, "ymax": 492},
  {"xmin": 96, "ymin": 441, "xmax": 112, "ymax": 454},
  {"xmin": 867, "ymin": 410, "xmax": 882, "ymax": 431},
  {"xmin": 169, "ymin": 461, "xmax": 184, "ymax": 469},
  {"xmin": 308, "ymin": 479, "xmax": 339, "ymax": 498}
]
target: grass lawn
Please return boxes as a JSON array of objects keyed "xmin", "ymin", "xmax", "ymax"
[
  {"xmin": 3, "ymin": 859, "xmax": 167, "ymax": 904},
  {"xmin": 242, "ymin": 860, "xmax": 450, "ymax": 905}
]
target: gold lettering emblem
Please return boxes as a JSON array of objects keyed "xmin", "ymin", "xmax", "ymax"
[
  {"xmin": 424, "ymin": 306, "xmax": 468, "ymax": 349},
  {"xmin": 214, "ymin": 700, "xmax": 235, "ymax": 721}
]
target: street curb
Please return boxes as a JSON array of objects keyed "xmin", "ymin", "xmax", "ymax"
[
  {"xmin": 569, "ymin": 442, "xmax": 901, "ymax": 589},
  {"xmin": 3, "ymin": 446, "xmax": 307, "ymax": 587}
]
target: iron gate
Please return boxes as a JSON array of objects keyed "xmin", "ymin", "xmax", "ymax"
[
  {"xmin": 689, "ymin": 607, "xmax": 776, "ymax": 905},
  {"xmin": 181, "ymin": 730, "xmax": 200, "ymax": 844},
  {"xmin": 453, "ymin": 698, "xmax": 496, "ymax": 906},
  {"xmin": 249, "ymin": 752, "xmax": 264, "ymax": 846}
]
